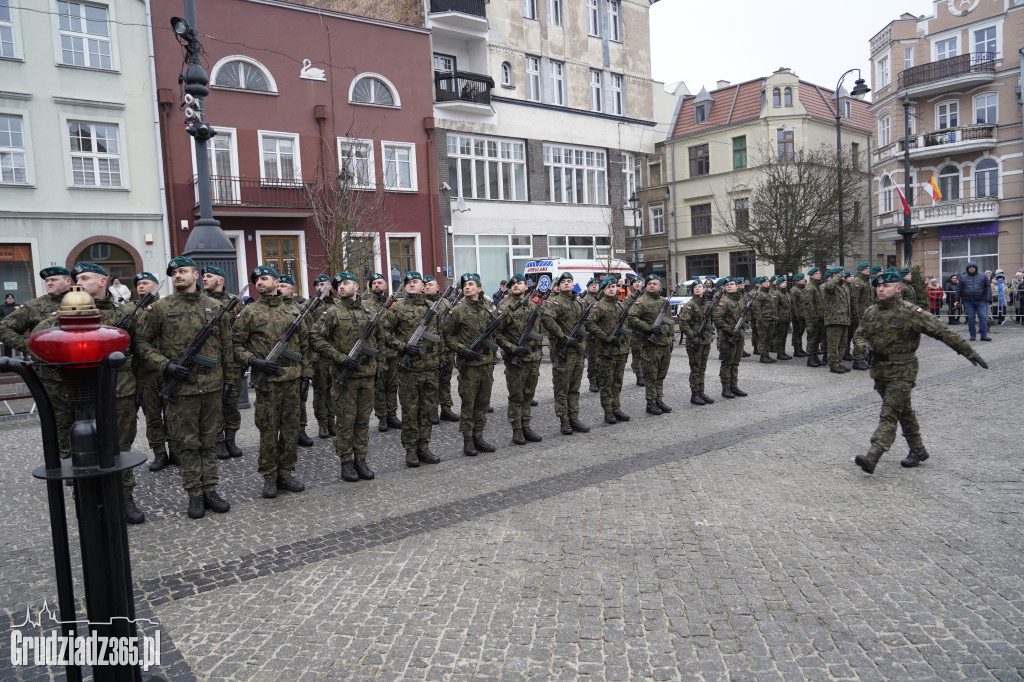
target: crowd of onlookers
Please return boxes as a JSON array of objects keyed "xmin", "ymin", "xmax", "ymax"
[{"xmin": 926, "ymin": 266, "xmax": 1024, "ymax": 331}]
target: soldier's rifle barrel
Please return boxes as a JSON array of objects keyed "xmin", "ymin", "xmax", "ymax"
[{"xmin": 250, "ymin": 281, "xmax": 330, "ymax": 390}]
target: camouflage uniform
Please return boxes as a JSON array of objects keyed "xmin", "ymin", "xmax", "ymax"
[
  {"xmin": 311, "ymin": 296, "xmax": 337, "ymax": 434},
  {"xmin": 541, "ymin": 290, "xmax": 586, "ymax": 423},
  {"xmin": 129, "ymin": 294, "xmax": 170, "ymax": 456},
  {"xmin": 208, "ymin": 289, "xmax": 243, "ymax": 447},
  {"xmin": 790, "ymin": 282, "xmax": 807, "ymax": 356},
  {"xmin": 678, "ymin": 294, "xmax": 713, "ymax": 397},
  {"xmin": 445, "ymin": 296, "xmax": 498, "ymax": 437},
  {"xmin": 712, "ymin": 291, "xmax": 745, "ymax": 393},
  {"xmin": 808, "ymin": 278, "xmax": 826, "ymax": 360},
  {"xmin": 753, "ymin": 286, "xmax": 778, "ymax": 357},
  {"xmin": 902, "ymin": 281, "xmax": 917, "ymax": 306},
  {"xmin": 583, "ymin": 289, "xmax": 601, "ymax": 391},
  {"xmin": 495, "ymin": 292, "xmax": 543, "ymax": 435},
  {"xmin": 436, "ymin": 292, "xmax": 458, "ymax": 419},
  {"xmin": 282, "ymin": 296, "xmax": 312, "ymax": 434},
  {"xmin": 773, "ymin": 285, "xmax": 792, "ymax": 357},
  {"xmin": 385, "ymin": 292, "xmax": 443, "ymax": 453},
  {"xmin": 364, "ymin": 291, "xmax": 400, "ymax": 424},
  {"xmin": 629, "ymin": 291, "xmax": 675, "ymax": 407},
  {"xmin": 822, "ymin": 273, "xmax": 851, "ymax": 369},
  {"xmin": 135, "ymin": 289, "xmax": 235, "ymax": 499},
  {"xmin": 851, "ymin": 273, "xmax": 873, "ymax": 364},
  {"xmin": 233, "ymin": 295, "xmax": 311, "ymax": 480},
  {"xmin": 584, "ymin": 294, "xmax": 630, "ymax": 413}
]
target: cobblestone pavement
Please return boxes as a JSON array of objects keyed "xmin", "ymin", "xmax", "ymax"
[{"xmin": 1, "ymin": 325, "xmax": 1022, "ymax": 680}]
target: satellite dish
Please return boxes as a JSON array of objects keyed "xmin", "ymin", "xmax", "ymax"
[{"xmin": 456, "ymin": 197, "xmax": 469, "ymax": 213}]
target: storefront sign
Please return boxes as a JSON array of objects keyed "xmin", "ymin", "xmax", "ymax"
[{"xmin": 937, "ymin": 222, "xmax": 998, "ymax": 240}]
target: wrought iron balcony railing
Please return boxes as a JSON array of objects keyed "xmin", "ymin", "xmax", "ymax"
[
  {"xmin": 429, "ymin": 0, "xmax": 486, "ymax": 17},
  {"xmin": 194, "ymin": 175, "xmax": 311, "ymax": 208},
  {"xmin": 897, "ymin": 52, "xmax": 996, "ymax": 90},
  {"xmin": 434, "ymin": 71, "xmax": 494, "ymax": 106}
]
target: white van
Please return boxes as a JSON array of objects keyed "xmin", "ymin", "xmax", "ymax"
[{"xmin": 523, "ymin": 258, "xmax": 637, "ymax": 292}]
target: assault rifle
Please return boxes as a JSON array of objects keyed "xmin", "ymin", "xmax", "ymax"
[
  {"xmin": 454, "ymin": 293, "xmax": 529, "ymax": 373},
  {"xmin": 159, "ymin": 291, "xmax": 246, "ymax": 401},
  {"xmin": 646, "ymin": 296, "xmax": 677, "ymax": 344},
  {"xmin": 335, "ymin": 294, "xmax": 397, "ymax": 389},
  {"xmin": 114, "ymin": 291, "xmax": 156, "ymax": 330},
  {"xmin": 603, "ymin": 290, "xmax": 640, "ymax": 356},
  {"xmin": 397, "ymin": 285, "xmax": 455, "ymax": 370},
  {"xmin": 730, "ymin": 289, "xmax": 759, "ymax": 345},
  {"xmin": 558, "ymin": 298, "xmax": 598, "ymax": 360},
  {"xmin": 510, "ymin": 289, "xmax": 551, "ymax": 368},
  {"xmin": 694, "ymin": 289, "xmax": 724, "ymax": 344},
  {"xmin": 250, "ymin": 282, "xmax": 332, "ymax": 390}
]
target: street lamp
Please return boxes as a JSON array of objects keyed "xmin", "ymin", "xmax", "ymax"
[
  {"xmin": 834, "ymin": 69, "xmax": 871, "ymax": 267},
  {"xmin": 629, "ymin": 191, "xmax": 641, "ymax": 275},
  {"xmin": 899, "ymin": 92, "xmax": 917, "ymax": 266}
]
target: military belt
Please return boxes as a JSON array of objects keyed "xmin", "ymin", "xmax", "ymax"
[{"xmin": 873, "ymin": 351, "xmax": 916, "ymax": 362}]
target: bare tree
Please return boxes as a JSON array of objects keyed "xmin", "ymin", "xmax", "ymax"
[
  {"xmin": 718, "ymin": 143, "xmax": 868, "ymax": 273},
  {"xmin": 290, "ymin": 0, "xmax": 424, "ymax": 26}
]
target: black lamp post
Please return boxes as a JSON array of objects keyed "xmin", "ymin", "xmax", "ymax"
[
  {"xmin": 834, "ymin": 70, "xmax": 871, "ymax": 267},
  {"xmin": 629, "ymin": 191, "xmax": 641, "ymax": 275},
  {"xmin": 899, "ymin": 92, "xmax": 917, "ymax": 266}
]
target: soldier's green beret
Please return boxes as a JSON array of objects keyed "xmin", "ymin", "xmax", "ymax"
[
  {"xmin": 314, "ymin": 274, "xmax": 331, "ymax": 284},
  {"xmin": 792, "ymin": 273, "xmax": 805, "ymax": 281},
  {"xmin": 717, "ymin": 277, "xmax": 735, "ymax": 286},
  {"xmin": 870, "ymin": 265, "xmax": 884, "ymax": 275},
  {"xmin": 644, "ymin": 274, "xmax": 661, "ymax": 284},
  {"xmin": 885, "ymin": 266, "xmax": 898, "ymax": 273},
  {"xmin": 600, "ymin": 276, "xmax": 617, "ymax": 289},
  {"xmin": 403, "ymin": 271, "xmax": 422, "ymax": 283},
  {"xmin": 249, "ymin": 265, "xmax": 279, "ymax": 283},
  {"xmin": 203, "ymin": 266, "xmax": 225, "ymax": 278},
  {"xmin": 807, "ymin": 267, "xmax": 820, "ymax": 276},
  {"xmin": 278, "ymin": 274, "xmax": 295, "ymax": 286},
  {"xmin": 735, "ymin": 277, "xmax": 745, "ymax": 284},
  {"xmin": 422, "ymin": 275, "xmax": 436, "ymax": 283},
  {"xmin": 826, "ymin": 267, "xmax": 844, "ymax": 277},
  {"xmin": 39, "ymin": 266, "xmax": 72, "ymax": 280},
  {"xmin": 752, "ymin": 276, "xmax": 767, "ymax": 284},
  {"xmin": 166, "ymin": 256, "xmax": 197, "ymax": 275},
  {"xmin": 331, "ymin": 271, "xmax": 357, "ymax": 289},
  {"xmin": 585, "ymin": 277, "xmax": 597, "ymax": 287},
  {"xmin": 623, "ymin": 273, "xmax": 638, "ymax": 283},
  {"xmin": 872, "ymin": 272, "xmax": 901, "ymax": 286},
  {"xmin": 856, "ymin": 261, "xmax": 871, "ymax": 271},
  {"xmin": 132, "ymin": 272, "xmax": 158, "ymax": 286},
  {"xmin": 508, "ymin": 274, "xmax": 526, "ymax": 285},
  {"xmin": 689, "ymin": 281, "xmax": 703, "ymax": 294},
  {"xmin": 71, "ymin": 262, "xmax": 107, "ymax": 279},
  {"xmin": 898, "ymin": 268, "xmax": 911, "ymax": 276},
  {"xmin": 459, "ymin": 273, "xmax": 481, "ymax": 287},
  {"xmin": 368, "ymin": 273, "xmax": 386, "ymax": 284},
  {"xmin": 556, "ymin": 272, "xmax": 574, "ymax": 283}
]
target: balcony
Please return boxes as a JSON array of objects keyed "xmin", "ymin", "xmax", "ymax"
[
  {"xmin": 897, "ymin": 125, "xmax": 997, "ymax": 160},
  {"xmin": 914, "ymin": 198, "xmax": 998, "ymax": 228},
  {"xmin": 434, "ymin": 71, "xmax": 494, "ymax": 114},
  {"xmin": 427, "ymin": 0, "xmax": 487, "ymax": 39},
  {"xmin": 897, "ymin": 52, "xmax": 997, "ymax": 97},
  {"xmin": 193, "ymin": 175, "xmax": 312, "ymax": 217}
]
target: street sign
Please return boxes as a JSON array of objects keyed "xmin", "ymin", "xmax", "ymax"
[
  {"xmin": 924, "ymin": 250, "xmax": 939, "ymax": 255},
  {"xmin": 537, "ymin": 275, "xmax": 551, "ymax": 292}
]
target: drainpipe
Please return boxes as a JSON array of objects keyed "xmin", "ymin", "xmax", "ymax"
[
  {"xmin": 424, "ymin": 117, "xmax": 440, "ymax": 280},
  {"xmin": 145, "ymin": 0, "xmax": 173, "ymax": 288},
  {"xmin": 866, "ymin": 134, "xmax": 873, "ymax": 263},
  {"xmin": 157, "ymin": 90, "xmax": 178, "ymax": 260},
  {"xmin": 667, "ymin": 141, "xmax": 678, "ymax": 285}
]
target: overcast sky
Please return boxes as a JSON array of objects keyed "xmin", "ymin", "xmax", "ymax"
[{"xmin": 649, "ymin": 0, "xmax": 938, "ymax": 96}]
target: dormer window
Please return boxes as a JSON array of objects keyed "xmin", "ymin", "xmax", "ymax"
[
  {"xmin": 783, "ymin": 87, "xmax": 792, "ymax": 107},
  {"xmin": 695, "ymin": 103, "xmax": 707, "ymax": 124},
  {"xmin": 773, "ymin": 88, "xmax": 781, "ymax": 107}
]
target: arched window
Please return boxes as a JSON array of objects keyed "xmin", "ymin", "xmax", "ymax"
[
  {"xmin": 938, "ymin": 164, "xmax": 960, "ymax": 202},
  {"xmin": 975, "ymin": 158, "xmax": 998, "ymax": 198},
  {"xmin": 210, "ymin": 56, "xmax": 276, "ymax": 93},
  {"xmin": 71, "ymin": 240, "xmax": 140, "ymax": 284},
  {"xmin": 501, "ymin": 62, "xmax": 513, "ymax": 87},
  {"xmin": 772, "ymin": 87, "xmax": 781, "ymax": 107},
  {"xmin": 783, "ymin": 87, "xmax": 792, "ymax": 107},
  {"xmin": 350, "ymin": 74, "xmax": 399, "ymax": 107},
  {"xmin": 881, "ymin": 176, "xmax": 893, "ymax": 213}
]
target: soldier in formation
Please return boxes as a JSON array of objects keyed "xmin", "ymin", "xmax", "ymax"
[
  {"xmin": 625, "ymin": 274, "xmax": 645, "ymax": 385},
  {"xmin": 311, "ymin": 274, "xmax": 337, "ymax": 440},
  {"xmin": 584, "ymin": 276, "xmax": 632, "ymax": 425},
  {"xmin": 495, "ymin": 274, "xmax": 544, "ymax": 445},
  {"xmin": 712, "ymin": 277, "xmax": 749, "ymax": 399},
  {"xmin": 822, "ymin": 267, "xmax": 851, "ymax": 373},
  {"xmin": 789, "ymin": 274, "xmax": 808, "ymax": 357},
  {"xmin": 849, "ymin": 262, "xmax": 874, "ymax": 371},
  {"xmin": 364, "ymin": 273, "xmax": 403, "ymax": 431},
  {"xmin": 582, "ymin": 277, "xmax": 601, "ymax": 393},
  {"xmin": 630, "ymin": 275, "xmax": 675, "ymax": 414},
  {"xmin": 277, "ymin": 273, "xmax": 314, "ymax": 447},
  {"xmin": 132, "ymin": 272, "xmax": 178, "ymax": 471},
  {"xmin": 752, "ymin": 276, "xmax": 777, "ymax": 363},
  {"xmin": 677, "ymin": 279, "xmax": 715, "ymax": 405},
  {"xmin": 772, "ymin": 276, "xmax": 793, "ymax": 360},
  {"xmin": 203, "ymin": 265, "xmax": 245, "ymax": 459}
]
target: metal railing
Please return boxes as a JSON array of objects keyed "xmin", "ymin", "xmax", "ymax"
[
  {"xmin": 429, "ymin": 0, "xmax": 486, "ymax": 17},
  {"xmin": 194, "ymin": 175, "xmax": 310, "ymax": 208},
  {"xmin": 898, "ymin": 125, "xmax": 996, "ymax": 152},
  {"xmin": 897, "ymin": 52, "xmax": 996, "ymax": 89},
  {"xmin": 434, "ymin": 71, "xmax": 494, "ymax": 106}
]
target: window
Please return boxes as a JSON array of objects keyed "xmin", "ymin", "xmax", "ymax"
[
  {"xmin": 0, "ymin": 243, "xmax": 34, "ymax": 306},
  {"xmin": 454, "ymin": 234, "xmax": 532, "ymax": 294},
  {"xmin": 729, "ymin": 250, "xmax": 755, "ymax": 281},
  {"xmin": 350, "ymin": 75, "xmax": 397, "ymax": 107},
  {"xmin": 690, "ymin": 203, "xmax": 712, "ymax": 236},
  {"xmin": 686, "ymin": 253, "xmax": 719, "ymax": 280},
  {"xmin": 940, "ymin": 234, "xmax": 997, "ymax": 283},
  {"xmin": 621, "ymin": 152, "xmax": 638, "ymax": 203},
  {"xmin": 68, "ymin": 120, "xmax": 121, "ymax": 187},
  {"xmin": 880, "ymin": 176, "xmax": 893, "ymax": 213},
  {"xmin": 57, "ymin": 1, "xmax": 111, "ymax": 70},
  {"xmin": 733, "ymin": 198, "xmax": 749, "ymax": 230},
  {"xmin": 936, "ymin": 37, "xmax": 957, "ymax": 61},
  {"xmin": 975, "ymin": 93, "xmax": 997, "ymax": 124},
  {"xmin": 259, "ymin": 132, "xmax": 300, "ymax": 185},
  {"xmin": 0, "ymin": 114, "xmax": 28, "ymax": 184},
  {"xmin": 732, "ymin": 136, "xmax": 746, "ymax": 169},
  {"xmin": 261, "ymin": 236, "xmax": 301, "ymax": 293},
  {"xmin": 338, "ymin": 137, "xmax": 374, "ymax": 189},
  {"xmin": 587, "ymin": 0, "xmax": 599, "ymax": 36},
  {"xmin": 382, "ymin": 142, "xmax": 416, "ymax": 191},
  {"xmin": 590, "ymin": 70, "xmax": 602, "ymax": 112},
  {"xmin": 937, "ymin": 101, "xmax": 958, "ymax": 129},
  {"xmin": 974, "ymin": 26, "xmax": 996, "ymax": 57},
  {"xmin": 388, "ymin": 237, "xmax": 419, "ymax": 291},
  {"xmin": 548, "ymin": 0, "xmax": 562, "ymax": 26},
  {"xmin": 688, "ymin": 144, "xmax": 709, "ymax": 177},
  {"xmin": 195, "ymin": 128, "xmax": 239, "ymax": 204},
  {"xmin": 608, "ymin": 0, "xmax": 621, "ymax": 41},
  {"xmin": 501, "ymin": 62, "xmax": 513, "ymax": 88},
  {"xmin": 549, "ymin": 61, "xmax": 565, "ymax": 105},
  {"xmin": 547, "ymin": 235, "xmax": 610, "ymax": 260},
  {"xmin": 522, "ymin": 0, "xmax": 537, "ymax": 20},
  {"xmin": 904, "ymin": 46, "xmax": 913, "ymax": 70},
  {"xmin": 1, "ymin": 0, "xmax": 16, "ymax": 58},
  {"xmin": 879, "ymin": 116, "xmax": 891, "ymax": 146},
  {"xmin": 525, "ymin": 56, "xmax": 540, "ymax": 101},
  {"xmin": 777, "ymin": 128, "xmax": 794, "ymax": 161},
  {"xmin": 650, "ymin": 204, "xmax": 664, "ymax": 235},
  {"xmin": 447, "ymin": 135, "xmax": 527, "ymax": 201},
  {"xmin": 212, "ymin": 58, "xmax": 273, "ymax": 92},
  {"xmin": 975, "ymin": 158, "xmax": 998, "ymax": 198},
  {"xmin": 938, "ymin": 164, "xmax": 959, "ymax": 202},
  {"xmin": 610, "ymin": 74, "xmax": 623, "ymax": 116},
  {"xmin": 850, "ymin": 142, "xmax": 860, "ymax": 170},
  {"xmin": 772, "ymin": 88, "xmax": 781, "ymax": 107},
  {"xmin": 695, "ymin": 104, "xmax": 706, "ymax": 124},
  {"xmin": 783, "ymin": 87, "xmax": 792, "ymax": 107},
  {"xmin": 647, "ymin": 158, "xmax": 662, "ymax": 185},
  {"xmin": 876, "ymin": 54, "xmax": 890, "ymax": 88},
  {"xmin": 543, "ymin": 144, "xmax": 607, "ymax": 205},
  {"xmin": 73, "ymin": 242, "xmax": 136, "ymax": 282}
]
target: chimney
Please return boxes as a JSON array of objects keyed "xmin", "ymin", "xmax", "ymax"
[{"xmin": 716, "ymin": 80, "xmax": 731, "ymax": 90}]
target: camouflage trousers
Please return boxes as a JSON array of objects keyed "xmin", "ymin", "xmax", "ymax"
[
  {"xmin": 685, "ymin": 342, "xmax": 711, "ymax": 394},
  {"xmin": 165, "ymin": 391, "xmax": 220, "ymax": 497},
  {"xmin": 116, "ymin": 395, "xmax": 137, "ymax": 494},
  {"xmin": 773, "ymin": 320, "xmax": 790, "ymax": 354},
  {"xmin": 220, "ymin": 376, "xmax": 241, "ymax": 436},
  {"xmin": 398, "ymin": 369, "xmax": 438, "ymax": 451},
  {"xmin": 331, "ymin": 374, "xmax": 373, "ymax": 463},
  {"xmin": 373, "ymin": 358, "xmax": 399, "ymax": 420},
  {"xmin": 718, "ymin": 334, "xmax": 744, "ymax": 389},
  {"xmin": 313, "ymin": 359, "xmax": 334, "ymax": 427},
  {"xmin": 641, "ymin": 345, "xmax": 672, "ymax": 402},
  {"xmin": 630, "ymin": 336, "xmax": 643, "ymax": 376},
  {"xmin": 750, "ymin": 320, "xmax": 759, "ymax": 354},
  {"xmin": 254, "ymin": 379, "xmax": 300, "ymax": 478},
  {"xmin": 44, "ymin": 376, "xmax": 73, "ymax": 459},
  {"xmin": 790, "ymin": 317, "xmax": 806, "ymax": 354},
  {"xmin": 457, "ymin": 363, "xmax": 494, "ymax": 436},
  {"xmin": 137, "ymin": 373, "xmax": 168, "ymax": 452},
  {"xmin": 755, "ymin": 319, "xmax": 777, "ymax": 355},
  {"xmin": 504, "ymin": 359, "xmax": 540, "ymax": 429},
  {"xmin": 597, "ymin": 353, "xmax": 627, "ymax": 412},
  {"xmin": 585, "ymin": 337, "xmax": 600, "ymax": 387},
  {"xmin": 806, "ymin": 320, "xmax": 825, "ymax": 356},
  {"xmin": 438, "ymin": 353, "xmax": 455, "ymax": 410},
  {"xmin": 825, "ymin": 325, "xmax": 849, "ymax": 368},
  {"xmin": 551, "ymin": 349, "xmax": 584, "ymax": 419},
  {"xmin": 848, "ymin": 318, "xmax": 864, "ymax": 361},
  {"xmin": 869, "ymin": 378, "xmax": 922, "ymax": 456}
]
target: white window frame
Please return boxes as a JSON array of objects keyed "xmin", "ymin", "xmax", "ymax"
[
  {"xmin": 903, "ymin": 46, "xmax": 913, "ymax": 70},
  {"xmin": 547, "ymin": 0, "xmax": 562, "ymax": 26},
  {"xmin": 0, "ymin": 111, "xmax": 32, "ymax": 186},
  {"xmin": 385, "ymin": 232, "xmax": 423, "ymax": 294},
  {"xmin": 973, "ymin": 23, "xmax": 999, "ymax": 59},
  {"xmin": 649, "ymin": 203, "xmax": 665, "ymax": 235},
  {"xmin": 590, "ymin": 70, "xmax": 602, "ymax": 113},
  {"xmin": 608, "ymin": 0, "xmax": 621, "ymax": 42},
  {"xmin": 522, "ymin": 0, "xmax": 537, "ymax": 20},
  {"xmin": 621, "ymin": 152, "xmax": 636, "ymax": 205},
  {"xmin": 586, "ymin": 0, "xmax": 600, "ymax": 36},
  {"xmin": 974, "ymin": 92, "xmax": 997, "ymax": 125},
  {"xmin": 875, "ymin": 52, "xmax": 890, "ymax": 88},
  {"xmin": 547, "ymin": 235, "xmax": 610, "ymax": 260},
  {"xmin": 934, "ymin": 36, "xmax": 957, "ymax": 61},
  {"xmin": 59, "ymin": 113, "xmax": 127, "ymax": 190},
  {"xmin": 257, "ymin": 130, "xmax": 301, "ymax": 186},
  {"xmin": 54, "ymin": 0, "xmax": 118, "ymax": 71},
  {"xmin": 338, "ymin": 136, "xmax": 375, "ymax": 190},
  {"xmin": 189, "ymin": 126, "xmax": 240, "ymax": 204},
  {"xmin": 381, "ymin": 141, "xmax": 417, "ymax": 192},
  {"xmin": 938, "ymin": 164, "xmax": 961, "ymax": 202},
  {"xmin": 974, "ymin": 158, "xmax": 999, "ymax": 199},
  {"xmin": 448, "ymin": 134, "xmax": 527, "ymax": 202},
  {"xmin": 209, "ymin": 55, "xmax": 278, "ymax": 94},
  {"xmin": 610, "ymin": 74, "xmax": 623, "ymax": 116},
  {"xmin": 936, "ymin": 100, "xmax": 958, "ymax": 130},
  {"xmin": 525, "ymin": 56, "xmax": 540, "ymax": 102},
  {"xmin": 1, "ymin": 0, "xmax": 23, "ymax": 60},
  {"xmin": 500, "ymin": 62, "xmax": 513, "ymax": 88},
  {"xmin": 348, "ymin": 72, "xmax": 401, "ymax": 108},
  {"xmin": 549, "ymin": 60, "xmax": 565, "ymax": 106},
  {"xmin": 543, "ymin": 143, "xmax": 607, "ymax": 206},
  {"xmin": 880, "ymin": 175, "xmax": 893, "ymax": 213},
  {"xmin": 879, "ymin": 115, "xmax": 891, "ymax": 147}
]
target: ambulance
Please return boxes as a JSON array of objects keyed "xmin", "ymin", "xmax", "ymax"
[{"xmin": 523, "ymin": 258, "xmax": 637, "ymax": 292}]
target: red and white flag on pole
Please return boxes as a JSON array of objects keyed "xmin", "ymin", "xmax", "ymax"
[{"xmin": 895, "ymin": 185, "xmax": 911, "ymax": 215}]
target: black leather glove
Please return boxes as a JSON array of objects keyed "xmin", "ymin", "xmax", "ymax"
[
  {"xmin": 342, "ymin": 355, "xmax": 362, "ymax": 370},
  {"xmin": 164, "ymin": 362, "xmax": 190, "ymax": 381},
  {"xmin": 300, "ymin": 377, "xmax": 311, "ymax": 399},
  {"xmin": 459, "ymin": 347, "xmax": 482, "ymax": 362},
  {"xmin": 565, "ymin": 337, "xmax": 580, "ymax": 349},
  {"xmin": 513, "ymin": 345, "xmax": 530, "ymax": 357},
  {"xmin": 403, "ymin": 342, "xmax": 423, "ymax": 357},
  {"xmin": 249, "ymin": 356, "xmax": 280, "ymax": 375},
  {"xmin": 650, "ymin": 324, "xmax": 664, "ymax": 336},
  {"xmin": 970, "ymin": 355, "xmax": 988, "ymax": 369},
  {"xmin": 222, "ymin": 383, "xmax": 233, "ymax": 402}
]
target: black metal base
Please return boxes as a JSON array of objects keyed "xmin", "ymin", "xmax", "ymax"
[{"xmin": 33, "ymin": 452, "xmax": 148, "ymax": 481}]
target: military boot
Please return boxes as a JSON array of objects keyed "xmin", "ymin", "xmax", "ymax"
[
  {"xmin": 417, "ymin": 446, "xmax": 440, "ymax": 464},
  {"xmin": 405, "ymin": 450, "xmax": 420, "ymax": 467},
  {"xmin": 225, "ymin": 432, "xmax": 243, "ymax": 458},
  {"xmin": 512, "ymin": 428, "xmax": 527, "ymax": 445},
  {"xmin": 216, "ymin": 440, "xmax": 230, "ymax": 459},
  {"xmin": 530, "ymin": 399, "xmax": 539, "ymax": 407},
  {"xmin": 852, "ymin": 360, "xmax": 870, "ymax": 371},
  {"xmin": 262, "ymin": 476, "xmax": 278, "ymax": 499},
  {"xmin": 855, "ymin": 451, "xmax": 881, "ymax": 474},
  {"xmin": 297, "ymin": 430, "xmax": 313, "ymax": 447},
  {"xmin": 589, "ymin": 381, "xmax": 599, "ymax": 393},
  {"xmin": 656, "ymin": 400, "xmax": 672, "ymax": 413},
  {"xmin": 646, "ymin": 402, "xmax": 663, "ymax": 414},
  {"xmin": 168, "ymin": 446, "xmax": 181, "ymax": 466},
  {"xmin": 806, "ymin": 354, "xmax": 821, "ymax": 368},
  {"xmin": 635, "ymin": 375, "xmax": 646, "ymax": 387},
  {"xmin": 463, "ymin": 433, "xmax": 478, "ymax": 456},
  {"xmin": 843, "ymin": 351, "xmax": 853, "ymax": 361},
  {"xmin": 387, "ymin": 415, "xmax": 403, "ymax": 429},
  {"xmin": 203, "ymin": 491, "xmax": 230, "ymax": 513},
  {"xmin": 568, "ymin": 416, "xmax": 590, "ymax": 433},
  {"xmin": 900, "ymin": 447, "xmax": 930, "ymax": 468},
  {"xmin": 318, "ymin": 423, "xmax": 330, "ymax": 439},
  {"xmin": 430, "ymin": 410, "xmax": 440, "ymax": 425},
  {"xmin": 721, "ymin": 386, "xmax": 735, "ymax": 399},
  {"xmin": 793, "ymin": 349, "xmax": 807, "ymax": 357},
  {"xmin": 560, "ymin": 419, "xmax": 573, "ymax": 435},
  {"xmin": 378, "ymin": 418, "xmax": 389, "ymax": 432},
  {"xmin": 605, "ymin": 410, "xmax": 617, "ymax": 424},
  {"xmin": 124, "ymin": 494, "xmax": 145, "ymax": 525},
  {"xmin": 328, "ymin": 421, "xmax": 337, "ymax": 437},
  {"xmin": 277, "ymin": 473, "xmax": 306, "ymax": 493},
  {"xmin": 691, "ymin": 393, "xmax": 706, "ymax": 406},
  {"xmin": 187, "ymin": 495, "xmax": 205, "ymax": 519},
  {"xmin": 730, "ymin": 386, "xmax": 748, "ymax": 397},
  {"xmin": 829, "ymin": 366, "xmax": 846, "ymax": 374},
  {"xmin": 440, "ymin": 408, "xmax": 460, "ymax": 422},
  {"xmin": 612, "ymin": 410, "xmax": 630, "ymax": 422},
  {"xmin": 354, "ymin": 459, "xmax": 375, "ymax": 480},
  {"xmin": 522, "ymin": 423, "xmax": 543, "ymax": 442},
  {"xmin": 340, "ymin": 461, "xmax": 359, "ymax": 482},
  {"xmin": 149, "ymin": 445, "xmax": 169, "ymax": 472},
  {"xmin": 759, "ymin": 355, "xmax": 776, "ymax": 364},
  {"xmin": 741, "ymin": 350, "xmax": 752, "ymax": 358},
  {"xmin": 777, "ymin": 352, "xmax": 793, "ymax": 361},
  {"xmin": 699, "ymin": 392, "xmax": 715, "ymax": 404},
  {"xmin": 474, "ymin": 434, "xmax": 496, "ymax": 452}
]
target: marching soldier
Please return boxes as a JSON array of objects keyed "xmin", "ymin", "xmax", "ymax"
[
  {"xmin": 584, "ymin": 276, "xmax": 631, "ymax": 424},
  {"xmin": 625, "ymin": 274, "xmax": 645, "ymax": 385},
  {"xmin": 233, "ymin": 266, "xmax": 311, "ymax": 499},
  {"xmin": 311, "ymin": 274, "xmax": 337, "ymax": 439},
  {"xmin": 678, "ymin": 280, "xmax": 715, "ymax": 406},
  {"xmin": 583, "ymin": 277, "xmax": 601, "ymax": 393},
  {"xmin": 202, "ymin": 266, "xmax": 244, "ymax": 459},
  {"xmin": 752, "ymin": 276, "xmax": 777, "ymax": 363},
  {"xmin": 385, "ymin": 271, "xmax": 443, "ymax": 467},
  {"xmin": 628, "ymin": 274, "xmax": 675, "ymax": 414},
  {"xmin": 445, "ymin": 273, "xmax": 499, "ymax": 456},
  {"xmin": 542, "ymin": 273, "xmax": 589, "ymax": 435},
  {"xmin": 806, "ymin": 267, "xmax": 826, "ymax": 367},
  {"xmin": 822, "ymin": 267, "xmax": 851, "ymax": 373},
  {"xmin": 773, "ymin": 276, "xmax": 793, "ymax": 360},
  {"xmin": 131, "ymin": 272, "xmax": 178, "ymax": 471},
  {"xmin": 364, "ymin": 273, "xmax": 403, "ymax": 431},
  {"xmin": 852, "ymin": 270, "xmax": 987, "ymax": 474},
  {"xmin": 495, "ymin": 274, "xmax": 543, "ymax": 445},
  {"xmin": 278, "ymin": 274, "xmax": 314, "ymax": 447},
  {"xmin": 789, "ymin": 273, "xmax": 808, "ymax": 357},
  {"xmin": 311, "ymin": 272, "xmax": 380, "ymax": 482},
  {"xmin": 135, "ymin": 257, "xmax": 233, "ymax": 519},
  {"xmin": 712, "ymin": 277, "xmax": 749, "ymax": 399}
]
